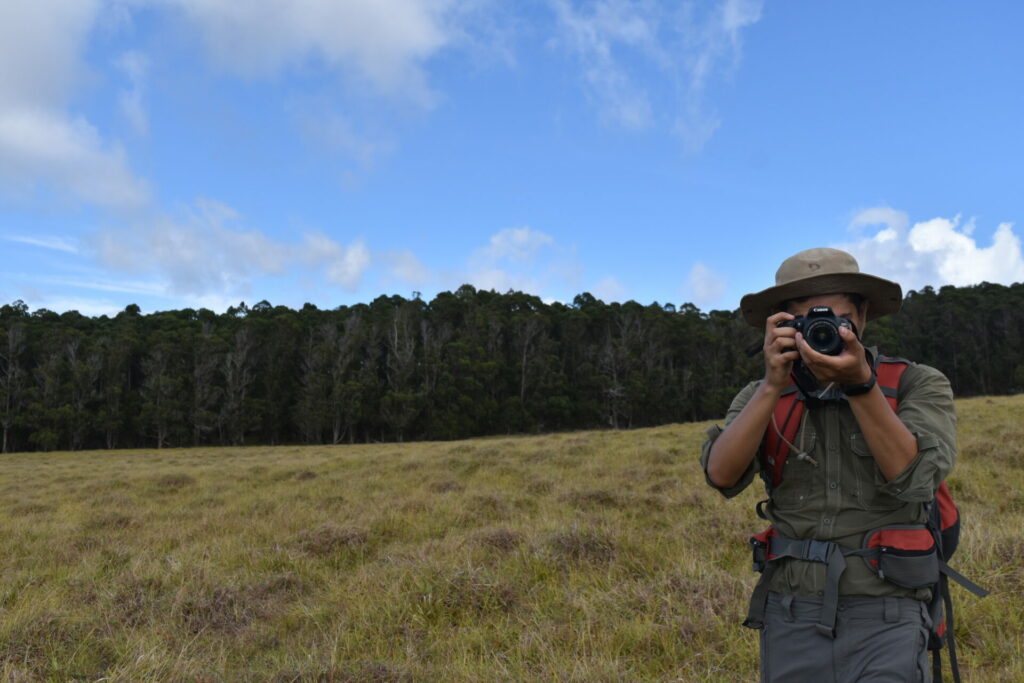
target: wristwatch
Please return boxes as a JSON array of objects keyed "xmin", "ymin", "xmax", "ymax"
[{"xmin": 841, "ymin": 369, "xmax": 877, "ymax": 396}]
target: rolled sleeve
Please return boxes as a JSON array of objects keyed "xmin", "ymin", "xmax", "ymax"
[
  {"xmin": 699, "ymin": 380, "xmax": 762, "ymax": 498},
  {"xmin": 878, "ymin": 364, "xmax": 957, "ymax": 502}
]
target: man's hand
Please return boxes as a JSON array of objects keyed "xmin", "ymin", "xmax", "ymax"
[
  {"xmin": 763, "ymin": 311, "xmax": 800, "ymax": 391},
  {"xmin": 796, "ymin": 324, "xmax": 873, "ymax": 385}
]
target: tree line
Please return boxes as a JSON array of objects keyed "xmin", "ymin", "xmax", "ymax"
[{"xmin": 2, "ymin": 282, "xmax": 1022, "ymax": 453}]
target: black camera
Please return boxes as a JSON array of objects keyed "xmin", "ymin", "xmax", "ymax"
[{"xmin": 777, "ymin": 306, "xmax": 854, "ymax": 356}]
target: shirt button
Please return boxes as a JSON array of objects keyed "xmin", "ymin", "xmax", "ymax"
[
  {"xmin": 829, "ymin": 482, "xmax": 838, "ymax": 489},
  {"xmin": 823, "ymin": 518, "xmax": 831, "ymax": 524}
]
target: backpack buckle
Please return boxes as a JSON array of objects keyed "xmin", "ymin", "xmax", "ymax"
[
  {"xmin": 750, "ymin": 536, "xmax": 767, "ymax": 573},
  {"xmin": 802, "ymin": 538, "xmax": 831, "ymax": 563}
]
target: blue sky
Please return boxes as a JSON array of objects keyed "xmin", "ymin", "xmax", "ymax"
[{"xmin": 2, "ymin": 1, "xmax": 1023, "ymax": 316}]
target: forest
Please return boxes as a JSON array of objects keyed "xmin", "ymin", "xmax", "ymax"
[{"xmin": 1, "ymin": 281, "xmax": 1023, "ymax": 453}]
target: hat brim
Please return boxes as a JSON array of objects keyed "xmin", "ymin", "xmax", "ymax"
[{"xmin": 740, "ymin": 273, "xmax": 903, "ymax": 327}]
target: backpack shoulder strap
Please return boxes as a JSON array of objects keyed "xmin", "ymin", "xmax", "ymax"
[
  {"xmin": 874, "ymin": 354, "xmax": 911, "ymax": 411},
  {"xmin": 761, "ymin": 383, "xmax": 804, "ymax": 488}
]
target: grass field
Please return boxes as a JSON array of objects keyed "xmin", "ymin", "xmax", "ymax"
[{"xmin": 1, "ymin": 395, "xmax": 1022, "ymax": 681}]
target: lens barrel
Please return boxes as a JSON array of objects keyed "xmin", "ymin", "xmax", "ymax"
[{"xmin": 804, "ymin": 319, "xmax": 843, "ymax": 356}]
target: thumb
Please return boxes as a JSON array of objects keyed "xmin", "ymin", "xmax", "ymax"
[{"xmin": 840, "ymin": 324, "xmax": 864, "ymax": 349}]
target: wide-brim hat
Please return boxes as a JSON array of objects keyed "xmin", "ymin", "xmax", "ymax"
[{"xmin": 740, "ymin": 247, "xmax": 903, "ymax": 327}]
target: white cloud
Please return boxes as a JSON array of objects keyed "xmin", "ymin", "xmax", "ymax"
[
  {"xmin": 92, "ymin": 199, "xmax": 290, "ymax": 296},
  {"xmin": 90, "ymin": 201, "xmax": 381, "ymax": 299},
  {"xmin": 28, "ymin": 295, "xmax": 124, "ymax": 318},
  {"xmin": 671, "ymin": 104, "xmax": 720, "ymax": 155},
  {"xmin": 551, "ymin": 0, "xmax": 763, "ymax": 149},
  {"xmin": 551, "ymin": 0, "xmax": 658, "ymax": 129},
  {"xmin": 684, "ymin": 262, "xmax": 727, "ymax": 307},
  {"xmin": 0, "ymin": 0, "xmax": 99, "ymax": 110},
  {"xmin": 383, "ymin": 249, "xmax": 431, "ymax": 286},
  {"xmin": 465, "ymin": 226, "xmax": 580, "ymax": 296},
  {"xmin": 163, "ymin": 0, "xmax": 455, "ymax": 104},
  {"xmin": 292, "ymin": 107, "xmax": 397, "ymax": 167},
  {"xmin": 474, "ymin": 226, "xmax": 556, "ymax": 264},
  {"xmin": 848, "ymin": 206, "xmax": 910, "ymax": 234},
  {"xmin": 837, "ymin": 210, "xmax": 1024, "ymax": 292},
  {"xmin": 0, "ymin": 107, "xmax": 150, "ymax": 208},
  {"xmin": 25, "ymin": 273, "xmax": 167, "ymax": 297},
  {"xmin": 0, "ymin": 0, "xmax": 466, "ymax": 209},
  {"xmin": 116, "ymin": 50, "xmax": 149, "ymax": 136},
  {"xmin": 302, "ymin": 233, "xmax": 371, "ymax": 290},
  {"xmin": 0, "ymin": 2, "xmax": 150, "ymax": 209},
  {"xmin": 5, "ymin": 234, "xmax": 80, "ymax": 254},
  {"xmin": 592, "ymin": 275, "xmax": 626, "ymax": 302},
  {"xmin": 672, "ymin": 0, "xmax": 762, "ymax": 152}
]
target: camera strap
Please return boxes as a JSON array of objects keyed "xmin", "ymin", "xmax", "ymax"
[{"xmin": 790, "ymin": 360, "xmax": 830, "ymax": 406}]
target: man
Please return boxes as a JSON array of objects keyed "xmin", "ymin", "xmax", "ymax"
[{"xmin": 700, "ymin": 247, "xmax": 957, "ymax": 682}]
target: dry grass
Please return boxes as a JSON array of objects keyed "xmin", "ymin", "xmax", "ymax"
[{"xmin": 0, "ymin": 394, "xmax": 1021, "ymax": 681}]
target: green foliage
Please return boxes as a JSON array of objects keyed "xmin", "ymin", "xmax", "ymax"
[{"xmin": 2, "ymin": 281, "xmax": 1023, "ymax": 452}]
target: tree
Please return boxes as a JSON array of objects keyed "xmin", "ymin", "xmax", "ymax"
[
  {"xmin": 141, "ymin": 344, "xmax": 183, "ymax": 449},
  {"xmin": 65, "ymin": 336, "xmax": 101, "ymax": 450},
  {"xmin": 95, "ymin": 333, "xmax": 135, "ymax": 450},
  {"xmin": 221, "ymin": 324, "xmax": 257, "ymax": 446},
  {"xmin": 381, "ymin": 302, "xmax": 421, "ymax": 441},
  {"xmin": 296, "ymin": 325, "xmax": 331, "ymax": 444},
  {"xmin": 0, "ymin": 324, "xmax": 26, "ymax": 453},
  {"xmin": 190, "ymin": 323, "xmax": 223, "ymax": 446}
]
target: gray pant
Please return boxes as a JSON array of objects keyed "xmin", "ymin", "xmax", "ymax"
[{"xmin": 760, "ymin": 593, "xmax": 932, "ymax": 683}]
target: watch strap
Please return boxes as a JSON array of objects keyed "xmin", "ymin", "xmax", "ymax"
[{"xmin": 841, "ymin": 369, "xmax": 877, "ymax": 396}]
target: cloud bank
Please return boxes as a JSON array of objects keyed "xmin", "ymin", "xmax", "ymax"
[
  {"xmin": 166, "ymin": 0, "xmax": 455, "ymax": 103},
  {"xmin": 0, "ymin": 0, "xmax": 462, "ymax": 209},
  {"xmin": 0, "ymin": 1, "xmax": 149, "ymax": 208},
  {"xmin": 837, "ymin": 208, "xmax": 1024, "ymax": 292},
  {"xmin": 92, "ymin": 199, "xmax": 372, "ymax": 298}
]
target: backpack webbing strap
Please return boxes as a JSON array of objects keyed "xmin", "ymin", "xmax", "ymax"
[
  {"xmin": 743, "ymin": 533, "xmax": 861, "ymax": 638},
  {"xmin": 939, "ymin": 573, "xmax": 962, "ymax": 683},
  {"xmin": 940, "ymin": 561, "xmax": 989, "ymax": 598},
  {"xmin": 932, "ymin": 647, "xmax": 943, "ymax": 683}
]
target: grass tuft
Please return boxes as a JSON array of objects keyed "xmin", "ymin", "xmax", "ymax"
[{"xmin": 295, "ymin": 524, "xmax": 370, "ymax": 557}]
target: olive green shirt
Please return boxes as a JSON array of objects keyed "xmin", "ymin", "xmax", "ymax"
[{"xmin": 699, "ymin": 354, "xmax": 957, "ymax": 600}]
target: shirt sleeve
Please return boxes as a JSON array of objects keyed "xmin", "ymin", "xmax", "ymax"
[
  {"xmin": 877, "ymin": 362, "xmax": 957, "ymax": 501},
  {"xmin": 699, "ymin": 380, "xmax": 763, "ymax": 498}
]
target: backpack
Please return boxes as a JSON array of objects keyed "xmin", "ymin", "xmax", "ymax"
[{"xmin": 743, "ymin": 355, "xmax": 988, "ymax": 683}]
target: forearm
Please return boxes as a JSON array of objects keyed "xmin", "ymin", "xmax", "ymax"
[
  {"xmin": 847, "ymin": 386, "xmax": 918, "ymax": 480},
  {"xmin": 707, "ymin": 382, "xmax": 781, "ymax": 488}
]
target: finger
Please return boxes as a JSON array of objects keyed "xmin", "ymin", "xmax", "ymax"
[
  {"xmin": 766, "ymin": 311, "xmax": 795, "ymax": 327},
  {"xmin": 770, "ymin": 335, "xmax": 798, "ymax": 354},
  {"xmin": 839, "ymin": 324, "xmax": 861, "ymax": 344},
  {"xmin": 795, "ymin": 333, "xmax": 830, "ymax": 364},
  {"xmin": 768, "ymin": 327, "xmax": 797, "ymax": 348}
]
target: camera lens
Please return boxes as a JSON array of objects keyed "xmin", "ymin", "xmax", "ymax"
[{"xmin": 804, "ymin": 320, "xmax": 842, "ymax": 355}]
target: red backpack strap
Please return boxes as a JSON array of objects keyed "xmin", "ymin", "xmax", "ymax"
[
  {"xmin": 875, "ymin": 354, "xmax": 910, "ymax": 411},
  {"xmin": 761, "ymin": 384, "xmax": 804, "ymax": 487}
]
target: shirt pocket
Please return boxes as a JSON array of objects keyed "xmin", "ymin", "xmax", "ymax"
[
  {"xmin": 770, "ymin": 429, "xmax": 819, "ymax": 509},
  {"xmin": 848, "ymin": 432, "xmax": 905, "ymax": 510}
]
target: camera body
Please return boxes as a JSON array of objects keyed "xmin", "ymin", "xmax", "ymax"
[{"xmin": 777, "ymin": 305, "xmax": 853, "ymax": 356}]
